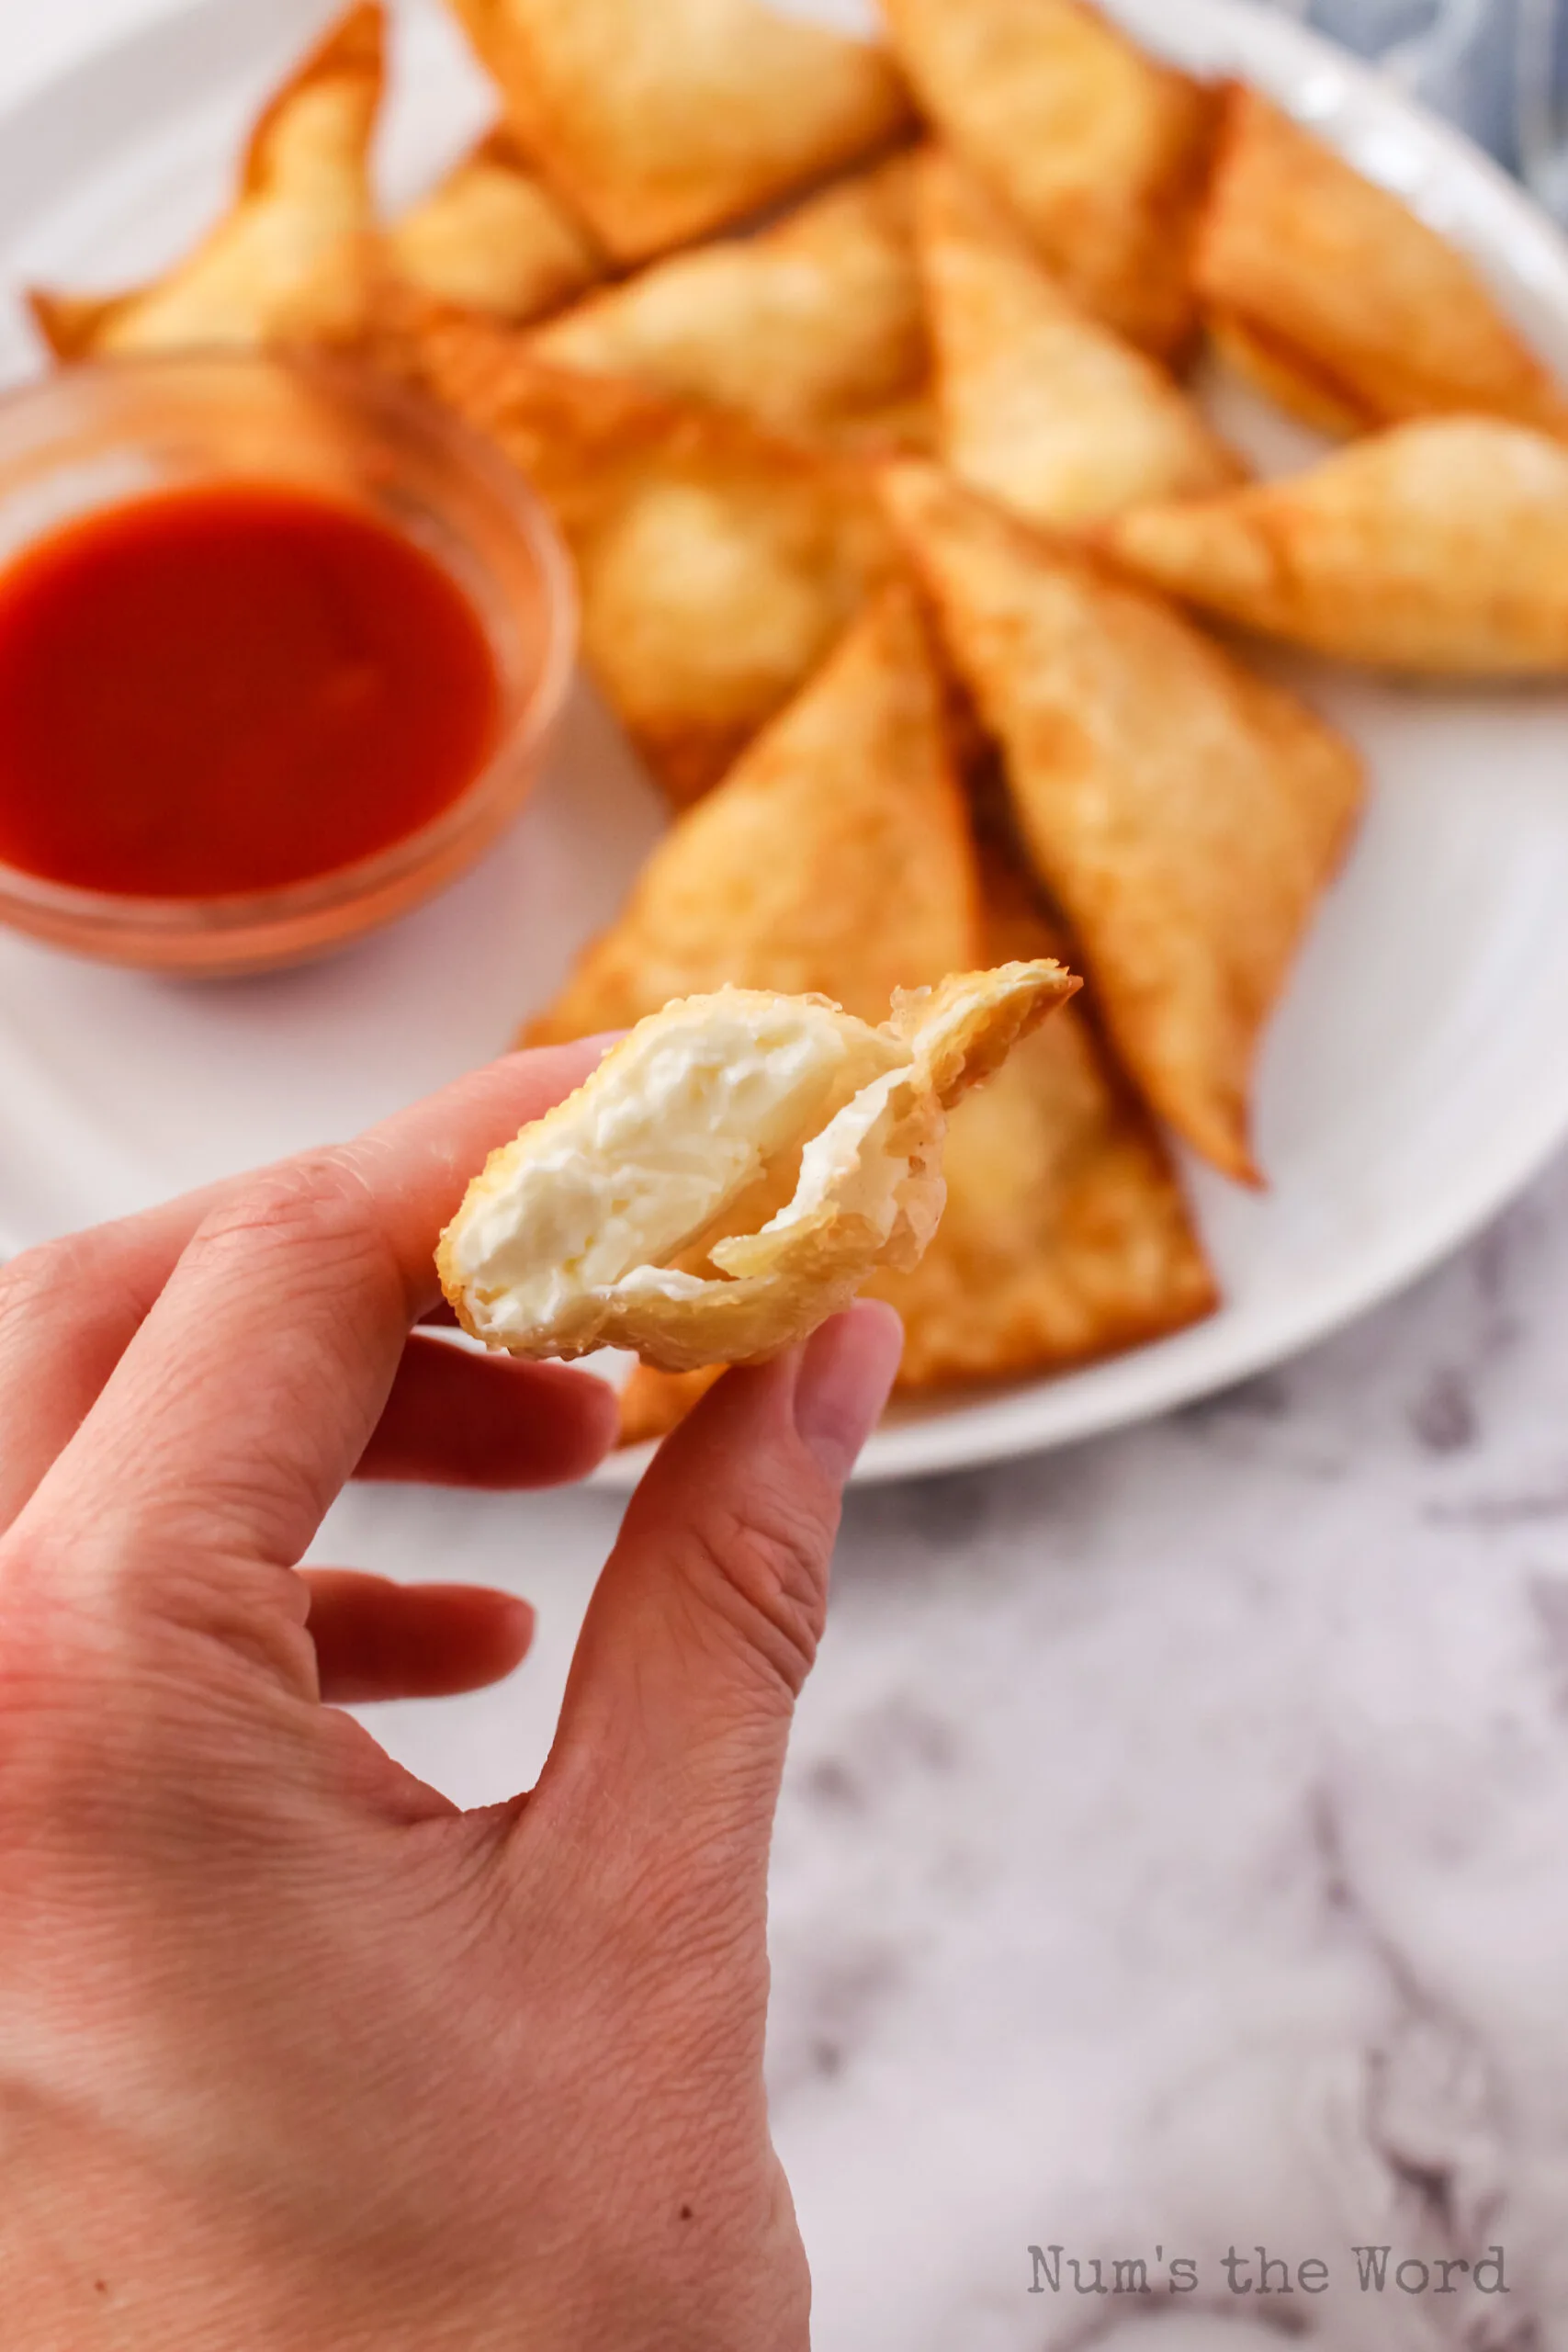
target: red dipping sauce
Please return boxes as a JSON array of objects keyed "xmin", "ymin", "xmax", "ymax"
[{"xmin": 0, "ymin": 482, "xmax": 502, "ymax": 899}]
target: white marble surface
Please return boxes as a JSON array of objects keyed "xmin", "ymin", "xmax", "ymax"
[{"xmin": 7, "ymin": 1, "xmax": 1568, "ymax": 2343}]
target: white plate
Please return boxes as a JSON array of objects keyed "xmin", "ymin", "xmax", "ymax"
[{"xmin": 2, "ymin": 0, "xmax": 1568, "ymax": 1486}]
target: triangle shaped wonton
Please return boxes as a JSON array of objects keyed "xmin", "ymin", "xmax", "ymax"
[
  {"xmin": 532, "ymin": 152, "xmax": 930, "ymax": 451},
  {"xmin": 527, "ymin": 582, "xmax": 980, "ymax": 1046},
  {"xmin": 866, "ymin": 865, "xmax": 1217, "ymax": 1385},
  {"xmin": 880, "ymin": 0, "xmax": 1214, "ymax": 358},
  {"xmin": 1106, "ymin": 415, "xmax": 1568, "ymax": 675},
  {"xmin": 385, "ymin": 126, "xmax": 604, "ymax": 326},
  {"xmin": 446, "ymin": 0, "xmax": 912, "ymax": 263},
  {"xmin": 616, "ymin": 857, "xmax": 1217, "ymax": 1439},
  {"xmin": 882, "ymin": 463, "xmax": 1364, "ymax": 1184},
  {"xmin": 1195, "ymin": 83, "xmax": 1568, "ymax": 436},
  {"xmin": 415, "ymin": 310, "xmax": 897, "ymax": 806},
  {"xmin": 30, "ymin": 5, "xmax": 383, "ymax": 358},
  {"xmin": 916, "ymin": 152, "xmax": 1239, "ymax": 529}
]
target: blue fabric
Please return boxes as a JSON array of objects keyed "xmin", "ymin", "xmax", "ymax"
[{"xmin": 1265, "ymin": 0, "xmax": 1568, "ymax": 215}]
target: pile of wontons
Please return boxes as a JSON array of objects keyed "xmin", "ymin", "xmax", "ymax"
[{"xmin": 36, "ymin": 0, "xmax": 1568, "ymax": 1439}]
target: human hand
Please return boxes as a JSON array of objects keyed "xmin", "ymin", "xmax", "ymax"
[{"xmin": 0, "ymin": 1047, "xmax": 901, "ymax": 2351}]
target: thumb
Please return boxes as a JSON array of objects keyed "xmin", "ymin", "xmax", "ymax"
[{"xmin": 536, "ymin": 1303, "xmax": 902, "ymax": 1912}]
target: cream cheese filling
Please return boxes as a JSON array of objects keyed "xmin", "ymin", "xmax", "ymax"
[{"xmin": 447, "ymin": 996, "xmax": 908, "ymax": 1345}]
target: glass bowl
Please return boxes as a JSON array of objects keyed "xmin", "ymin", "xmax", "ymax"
[{"xmin": 0, "ymin": 350, "xmax": 576, "ymax": 975}]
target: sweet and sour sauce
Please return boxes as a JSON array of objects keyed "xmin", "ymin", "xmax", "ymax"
[{"xmin": 0, "ymin": 481, "xmax": 501, "ymax": 899}]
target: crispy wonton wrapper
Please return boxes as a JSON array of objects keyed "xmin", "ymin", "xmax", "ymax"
[
  {"xmin": 883, "ymin": 463, "xmax": 1363, "ymax": 1184},
  {"xmin": 415, "ymin": 311, "xmax": 896, "ymax": 804},
  {"xmin": 29, "ymin": 5, "xmax": 383, "ymax": 359},
  {"xmin": 917, "ymin": 153, "xmax": 1240, "ymax": 530},
  {"xmin": 1205, "ymin": 315, "xmax": 1369, "ymax": 442},
  {"xmin": 868, "ymin": 867, "xmax": 1216, "ymax": 1382},
  {"xmin": 532, "ymin": 153, "xmax": 931, "ymax": 451},
  {"xmin": 439, "ymin": 966, "xmax": 1076, "ymax": 1372},
  {"xmin": 1106, "ymin": 415, "xmax": 1568, "ymax": 673},
  {"xmin": 618, "ymin": 865, "xmax": 1216, "ymax": 1440},
  {"xmin": 446, "ymin": 0, "xmax": 912, "ymax": 264},
  {"xmin": 528, "ymin": 588, "xmax": 979, "ymax": 1045},
  {"xmin": 385, "ymin": 126, "xmax": 603, "ymax": 325},
  {"xmin": 880, "ymin": 0, "xmax": 1214, "ymax": 359},
  {"xmin": 1196, "ymin": 85, "xmax": 1568, "ymax": 437}
]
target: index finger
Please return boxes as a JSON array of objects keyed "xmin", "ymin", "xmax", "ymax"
[{"xmin": 11, "ymin": 1041, "xmax": 607, "ymax": 1583}]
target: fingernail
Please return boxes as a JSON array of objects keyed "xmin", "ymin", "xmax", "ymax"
[{"xmin": 793, "ymin": 1301, "xmax": 903, "ymax": 1482}]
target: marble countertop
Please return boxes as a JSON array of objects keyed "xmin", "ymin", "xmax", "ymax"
[{"xmin": 7, "ymin": 2, "xmax": 1568, "ymax": 2342}]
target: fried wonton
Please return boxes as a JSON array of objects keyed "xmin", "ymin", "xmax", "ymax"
[
  {"xmin": 446, "ymin": 0, "xmax": 912, "ymax": 264},
  {"xmin": 616, "ymin": 863, "xmax": 1215, "ymax": 1439},
  {"xmin": 531, "ymin": 153, "xmax": 931, "ymax": 451},
  {"xmin": 440, "ymin": 965, "xmax": 1076, "ymax": 1372},
  {"xmin": 386, "ymin": 126, "xmax": 603, "ymax": 324},
  {"xmin": 867, "ymin": 866, "xmax": 1216, "ymax": 1381},
  {"xmin": 29, "ymin": 5, "xmax": 383, "ymax": 359},
  {"xmin": 416, "ymin": 310, "xmax": 896, "ymax": 804},
  {"xmin": 1206, "ymin": 315, "xmax": 1368, "ymax": 441},
  {"xmin": 917, "ymin": 153, "xmax": 1240, "ymax": 530},
  {"xmin": 1106, "ymin": 415, "xmax": 1568, "ymax": 673},
  {"xmin": 883, "ymin": 464, "xmax": 1363, "ymax": 1182},
  {"xmin": 879, "ymin": 0, "xmax": 1213, "ymax": 358},
  {"xmin": 1196, "ymin": 84, "xmax": 1568, "ymax": 436},
  {"xmin": 529, "ymin": 587, "xmax": 980, "ymax": 1044}
]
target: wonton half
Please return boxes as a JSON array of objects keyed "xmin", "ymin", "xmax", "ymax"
[
  {"xmin": 439, "ymin": 968, "xmax": 1075, "ymax": 1371},
  {"xmin": 617, "ymin": 860, "xmax": 1216, "ymax": 1437}
]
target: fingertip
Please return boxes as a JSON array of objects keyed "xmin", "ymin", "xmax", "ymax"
[
  {"xmin": 305, "ymin": 1573, "xmax": 538, "ymax": 1702},
  {"xmin": 792, "ymin": 1303, "xmax": 903, "ymax": 1484},
  {"xmin": 844, "ymin": 1297, "xmax": 906, "ymax": 1358},
  {"xmin": 492, "ymin": 1032, "xmax": 623, "ymax": 1084},
  {"xmin": 412, "ymin": 1582, "xmax": 536, "ymax": 1678}
]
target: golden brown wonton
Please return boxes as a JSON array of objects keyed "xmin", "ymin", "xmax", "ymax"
[
  {"xmin": 446, "ymin": 0, "xmax": 912, "ymax": 263},
  {"xmin": 532, "ymin": 153, "xmax": 931, "ymax": 450},
  {"xmin": 529, "ymin": 585, "xmax": 979, "ymax": 1043},
  {"xmin": 1106, "ymin": 415, "xmax": 1568, "ymax": 673},
  {"xmin": 30, "ymin": 5, "xmax": 383, "ymax": 359},
  {"xmin": 879, "ymin": 0, "xmax": 1214, "ymax": 358},
  {"xmin": 917, "ymin": 152, "xmax": 1240, "ymax": 529},
  {"xmin": 1205, "ymin": 314, "xmax": 1369, "ymax": 441},
  {"xmin": 1195, "ymin": 84, "xmax": 1568, "ymax": 435},
  {"xmin": 883, "ymin": 462, "xmax": 1364, "ymax": 1184},
  {"xmin": 868, "ymin": 865, "xmax": 1216, "ymax": 1384},
  {"xmin": 386, "ymin": 126, "xmax": 603, "ymax": 325},
  {"xmin": 415, "ymin": 310, "xmax": 896, "ymax": 804},
  {"xmin": 616, "ymin": 861, "xmax": 1216, "ymax": 1438}
]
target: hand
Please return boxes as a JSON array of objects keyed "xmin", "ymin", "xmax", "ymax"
[{"xmin": 0, "ymin": 1047, "xmax": 901, "ymax": 2351}]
